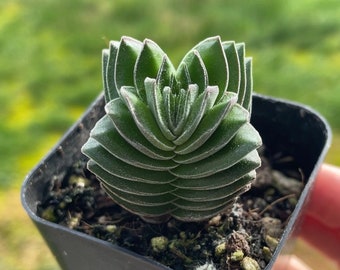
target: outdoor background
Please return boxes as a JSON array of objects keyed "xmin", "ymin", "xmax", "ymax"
[{"xmin": 0, "ymin": 0, "xmax": 339, "ymax": 269}]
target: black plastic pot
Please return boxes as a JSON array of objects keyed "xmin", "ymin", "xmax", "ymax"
[{"xmin": 21, "ymin": 94, "xmax": 331, "ymax": 270}]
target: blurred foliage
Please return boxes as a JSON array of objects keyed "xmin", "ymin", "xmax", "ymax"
[{"xmin": 0, "ymin": 0, "xmax": 339, "ymax": 269}]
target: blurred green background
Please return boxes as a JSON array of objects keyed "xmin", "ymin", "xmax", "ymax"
[{"xmin": 0, "ymin": 0, "xmax": 339, "ymax": 269}]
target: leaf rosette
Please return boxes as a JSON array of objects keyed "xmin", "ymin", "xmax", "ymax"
[{"xmin": 82, "ymin": 36, "xmax": 262, "ymax": 223}]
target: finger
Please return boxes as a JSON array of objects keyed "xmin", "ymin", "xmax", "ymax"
[
  {"xmin": 300, "ymin": 214, "xmax": 340, "ymax": 265},
  {"xmin": 305, "ymin": 164, "xmax": 340, "ymax": 228},
  {"xmin": 299, "ymin": 164, "xmax": 340, "ymax": 265},
  {"xmin": 272, "ymin": 255, "xmax": 312, "ymax": 270}
]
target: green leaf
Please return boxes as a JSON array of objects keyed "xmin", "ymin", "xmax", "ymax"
[
  {"xmin": 101, "ymin": 183, "xmax": 174, "ymax": 217},
  {"xmin": 222, "ymin": 41, "xmax": 241, "ymax": 94},
  {"xmin": 90, "ymin": 115, "xmax": 177, "ymax": 170},
  {"xmin": 174, "ymin": 92, "xmax": 237, "ymax": 154},
  {"xmin": 172, "ymin": 202, "xmax": 232, "ymax": 222},
  {"xmin": 172, "ymin": 151, "xmax": 260, "ymax": 189},
  {"xmin": 115, "ymin": 36, "xmax": 142, "ymax": 95},
  {"xmin": 145, "ymin": 78, "xmax": 176, "ymax": 140},
  {"xmin": 242, "ymin": 57, "xmax": 253, "ymax": 112},
  {"xmin": 88, "ymin": 165, "xmax": 173, "ymax": 195},
  {"xmin": 162, "ymin": 86, "xmax": 177, "ymax": 132},
  {"xmin": 83, "ymin": 142, "xmax": 176, "ymax": 184},
  {"xmin": 172, "ymin": 172, "xmax": 254, "ymax": 201},
  {"xmin": 101, "ymin": 183, "xmax": 176, "ymax": 206},
  {"xmin": 105, "ymin": 41, "xmax": 120, "ymax": 101},
  {"xmin": 172, "ymin": 182, "xmax": 250, "ymax": 212},
  {"xmin": 105, "ymin": 98, "xmax": 175, "ymax": 159},
  {"xmin": 173, "ymin": 197, "xmax": 234, "ymax": 211},
  {"xmin": 173, "ymin": 84, "xmax": 199, "ymax": 136},
  {"xmin": 176, "ymin": 50, "xmax": 208, "ymax": 93},
  {"xmin": 134, "ymin": 39, "xmax": 166, "ymax": 102},
  {"xmin": 116, "ymin": 88, "xmax": 175, "ymax": 151},
  {"xmin": 188, "ymin": 36, "xmax": 228, "ymax": 101},
  {"xmin": 173, "ymin": 104, "xmax": 249, "ymax": 163},
  {"xmin": 173, "ymin": 86, "xmax": 219, "ymax": 145},
  {"xmin": 236, "ymin": 43, "xmax": 246, "ymax": 105},
  {"xmin": 102, "ymin": 49, "xmax": 110, "ymax": 103},
  {"xmin": 157, "ymin": 55, "xmax": 176, "ymax": 91},
  {"xmin": 95, "ymin": 171, "xmax": 172, "ymax": 196},
  {"xmin": 171, "ymin": 125, "xmax": 262, "ymax": 179},
  {"xmin": 175, "ymin": 63, "xmax": 190, "ymax": 90},
  {"xmin": 174, "ymin": 88, "xmax": 187, "ymax": 128}
]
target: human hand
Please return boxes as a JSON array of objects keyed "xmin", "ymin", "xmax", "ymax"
[{"xmin": 273, "ymin": 164, "xmax": 340, "ymax": 269}]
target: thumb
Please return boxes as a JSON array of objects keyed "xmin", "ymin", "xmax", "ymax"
[
  {"xmin": 300, "ymin": 164, "xmax": 340, "ymax": 265},
  {"xmin": 272, "ymin": 255, "xmax": 312, "ymax": 270},
  {"xmin": 304, "ymin": 164, "xmax": 340, "ymax": 228}
]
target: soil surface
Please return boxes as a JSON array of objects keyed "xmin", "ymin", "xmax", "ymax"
[{"xmin": 38, "ymin": 147, "xmax": 304, "ymax": 270}]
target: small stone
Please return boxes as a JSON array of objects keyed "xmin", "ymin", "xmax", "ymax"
[
  {"xmin": 272, "ymin": 170, "xmax": 303, "ymax": 195},
  {"xmin": 40, "ymin": 206, "xmax": 58, "ymax": 222},
  {"xmin": 106, "ymin": 225, "xmax": 117, "ymax": 233},
  {"xmin": 179, "ymin": 231, "xmax": 186, "ymax": 240},
  {"xmin": 193, "ymin": 244, "xmax": 201, "ymax": 251},
  {"xmin": 151, "ymin": 236, "xmax": 168, "ymax": 253},
  {"xmin": 261, "ymin": 217, "xmax": 282, "ymax": 238},
  {"xmin": 98, "ymin": 215, "xmax": 109, "ymax": 224},
  {"xmin": 265, "ymin": 235, "xmax": 279, "ymax": 252},
  {"xmin": 262, "ymin": 246, "xmax": 272, "ymax": 262},
  {"xmin": 68, "ymin": 175, "xmax": 90, "ymax": 187},
  {"xmin": 214, "ymin": 242, "xmax": 226, "ymax": 257},
  {"xmin": 240, "ymin": 256, "xmax": 260, "ymax": 270},
  {"xmin": 230, "ymin": 249, "xmax": 244, "ymax": 261},
  {"xmin": 208, "ymin": 214, "xmax": 221, "ymax": 226},
  {"xmin": 67, "ymin": 212, "xmax": 82, "ymax": 229}
]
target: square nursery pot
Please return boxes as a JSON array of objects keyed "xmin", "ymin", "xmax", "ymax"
[{"xmin": 21, "ymin": 94, "xmax": 331, "ymax": 270}]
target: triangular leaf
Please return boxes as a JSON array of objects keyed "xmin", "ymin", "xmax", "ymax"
[
  {"xmin": 174, "ymin": 92, "xmax": 237, "ymax": 154},
  {"xmin": 105, "ymin": 41, "xmax": 120, "ymax": 101},
  {"xmin": 172, "ymin": 151, "xmax": 260, "ymax": 190},
  {"xmin": 162, "ymin": 86, "xmax": 177, "ymax": 132},
  {"xmin": 171, "ymin": 201, "xmax": 233, "ymax": 222},
  {"xmin": 91, "ymin": 115, "xmax": 177, "ymax": 170},
  {"xmin": 187, "ymin": 36, "xmax": 228, "ymax": 101},
  {"xmin": 157, "ymin": 55, "xmax": 176, "ymax": 91},
  {"xmin": 222, "ymin": 41, "xmax": 241, "ymax": 94},
  {"xmin": 236, "ymin": 43, "xmax": 246, "ymax": 105},
  {"xmin": 175, "ymin": 63, "xmax": 190, "ymax": 90},
  {"xmin": 105, "ymin": 98, "xmax": 175, "ymax": 159},
  {"xmin": 102, "ymin": 49, "xmax": 110, "ymax": 102},
  {"xmin": 172, "ymin": 197, "xmax": 230, "ymax": 211},
  {"xmin": 173, "ymin": 86, "xmax": 219, "ymax": 145},
  {"xmin": 115, "ymin": 37, "xmax": 142, "ymax": 95},
  {"xmin": 134, "ymin": 39, "xmax": 166, "ymax": 102},
  {"xmin": 83, "ymin": 140, "xmax": 176, "ymax": 183},
  {"xmin": 173, "ymin": 103, "xmax": 249, "ymax": 163},
  {"xmin": 119, "ymin": 87, "xmax": 175, "ymax": 151},
  {"xmin": 173, "ymin": 84, "xmax": 199, "ymax": 136},
  {"xmin": 172, "ymin": 171, "xmax": 254, "ymax": 201},
  {"xmin": 242, "ymin": 57, "xmax": 253, "ymax": 112},
  {"xmin": 102, "ymin": 183, "xmax": 176, "ymax": 206},
  {"xmin": 145, "ymin": 78, "xmax": 176, "ymax": 140},
  {"xmin": 171, "ymin": 125, "xmax": 261, "ymax": 179},
  {"xmin": 176, "ymin": 50, "xmax": 208, "ymax": 93},
  {"xmin": 102, "ymin": 183, "xmax": 174, "ymax": 217}
]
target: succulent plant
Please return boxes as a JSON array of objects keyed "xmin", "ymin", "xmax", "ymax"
[{"xmin": 81, "ymin": 36, "xmax": 262, "ymax": 223}]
